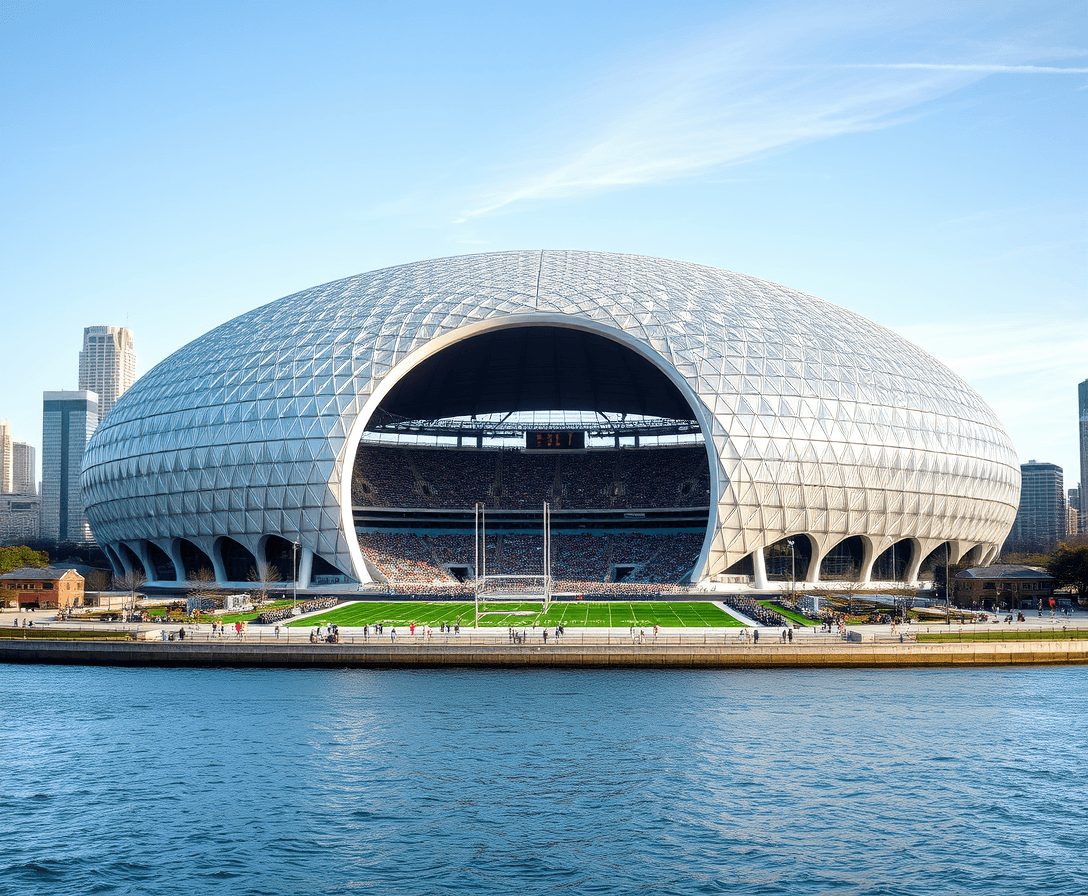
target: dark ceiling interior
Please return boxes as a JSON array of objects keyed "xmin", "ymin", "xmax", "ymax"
[{"xmin": 373, "ymin": 326, "xmax": 696, "ymax": 424}]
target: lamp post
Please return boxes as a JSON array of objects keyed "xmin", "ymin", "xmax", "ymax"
[
  {"xmin": 474, "ymin": 502, "xmax": 481, "ymax": 629},
  {"xmin": 891, "ymin": 541, "xmax": 897, "ymax": 620},
  {"xmin": 945, "ymin": 541, "xmax": 951, "ymax": 625},
  {"xmin": 292, "ymin": 542, "xmax": 299, "ymax": 612},
  {"xmin": 787, "ymin": 539, "xmax": 796, "ymax": 594}
]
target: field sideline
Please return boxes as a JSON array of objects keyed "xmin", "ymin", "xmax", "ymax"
[{"xmin": 289, "ymin": 600, "xmax": 745, "ymax": 629}]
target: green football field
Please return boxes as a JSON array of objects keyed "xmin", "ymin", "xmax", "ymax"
[{"xmin": 288, "ymin": 599, "xmax": 743, "ymax": 629}]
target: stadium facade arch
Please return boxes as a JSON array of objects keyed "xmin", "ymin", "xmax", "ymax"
[{"xmin": 81, "ymin": 251, "xmax": 1021, "ymax": 591}]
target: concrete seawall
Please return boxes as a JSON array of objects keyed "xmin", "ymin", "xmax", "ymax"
[{"xmin": 3, "ymin": 638, "xmax": 1088, "ymax": 669}]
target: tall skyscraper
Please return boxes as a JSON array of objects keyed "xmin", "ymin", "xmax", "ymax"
[
  {"xmin": 41, "ymin": 390, "xmax": 98, "ymax": 543},
  {"xmin": 1008, "ymin": 460, "xmax": 1065, "ymax": 550},
  {"xmin": 0, "ymin": 418, "xmax": 11, "ymax": 493},
  {"xmin": 1079, "ymin": 378, "xmax": 1087, "ymax": 534},
  {"xmin": 79, "ymin": 325, "xmax": 136, "ymax": 419},
  {"xmin": 12, "ymin": 441, "xmax": 36, "ymax": 495}
]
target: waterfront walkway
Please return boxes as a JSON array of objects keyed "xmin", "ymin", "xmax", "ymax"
[{"xmin": 3, "ymin": 607, "xmax": 1085, "ymax": 669}]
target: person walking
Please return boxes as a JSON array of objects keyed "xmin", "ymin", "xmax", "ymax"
[{"xmin": 390, "ymin": 627, "xmax": 397, "ymax": 643}]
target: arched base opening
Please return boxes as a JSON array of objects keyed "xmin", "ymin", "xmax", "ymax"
[
  {"xmin": 179, "ymin": 539, "xmax": 214, "ymax": 581},
  {"xmin": 147, "ymin": 541, "xmax": 177, "ymax": 581},
  {"xmin": 873, "ymin": 540, "xmax": 913, "ymax": 582},
  {"xmin": 765, "ymin": 536, "xmax": 813, "ymax": 583},
  {"xmin": 217, "ymin": 537, "xmax": 257, "ymax": 582},
  {"xmin": 820, "ymin": 536, "xmax": 865, "ymax": 581},
  {"xmin": 919, "ymin": 542, "xmax": 953, "ymax": 582},
  {"xmin": 262, "ymin": 536, "xmax": 297, "ymax": 583}
]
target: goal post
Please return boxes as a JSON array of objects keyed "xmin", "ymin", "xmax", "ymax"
[
  {"xmin": 475, "ymin": 576, "xmax": 550, "ymax": 625},
  {"xmin": 474, "ymin": 501, "xmax": 553, "ymax": 628},
  {"xmin": 476, "ymin": 574, "xmax": 550, "ymax": 599}
]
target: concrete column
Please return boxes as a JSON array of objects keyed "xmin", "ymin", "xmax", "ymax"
[
  {"xmin": 210, "ymin": 540, "xmax": 228, "ymax": 585},
  {"xmin": 163, "ymin": 539, "xmax": 187, "ymax": 582},
  {"xmin": 904, "ymin": 540, "xmax": 924, "ymax": 584},
  {"xmin": 298, "ymin": 547, "xmax": 314, "ymax": 590},
  {"xmin": 132, "ymin": 541, "xmax": 155, "ymax": 582},
  {"xmin": 116, "ymin": 544, "xmax": 136, "ymax": 578},
  {"xmin": 858, "ymin": 537, "xmax": 876, "ymax": 584},
  {"xmin": 104, "ymin": 545, "xmax": 125, "ymax": 580},
  {"xmin": 752, "ymin": 548, "xmax": 768, "ymax": 590}
]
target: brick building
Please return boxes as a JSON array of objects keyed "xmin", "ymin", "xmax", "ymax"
[
  {"xmin": 0, "ymin": 566, "xmax": 85, "ymax": 610},
  {"xmin": 953, "ymin": 564, "xmax": 1056, "ymax": 610}
]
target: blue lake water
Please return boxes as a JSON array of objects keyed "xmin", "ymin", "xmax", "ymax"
[{"xmin": 1, "ymin": 664, "xmax": 1085, "ymax": 895}]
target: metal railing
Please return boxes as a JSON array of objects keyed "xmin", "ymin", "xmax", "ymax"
[{"xmin": 1, "ymin": 624, "xmax": 925, "ymax": 647}]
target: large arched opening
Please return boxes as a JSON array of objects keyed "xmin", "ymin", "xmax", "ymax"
[{"xmin": 341, "ymin": 317, "xmax": 721, "ymax": 591}]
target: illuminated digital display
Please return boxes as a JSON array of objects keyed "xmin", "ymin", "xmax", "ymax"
[{"xmin": 525, "ymin": 430, "xmax": 586, "ymax": 450}]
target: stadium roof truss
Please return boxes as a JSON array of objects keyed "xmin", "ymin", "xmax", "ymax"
[{"xmin": 81, "ymin": 251, "xmax": 1021, "ymax": 588}]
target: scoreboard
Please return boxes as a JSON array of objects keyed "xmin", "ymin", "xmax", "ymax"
[{"xmin": 525, "ymin": 430, "xmax": 585, "ymax": 451}]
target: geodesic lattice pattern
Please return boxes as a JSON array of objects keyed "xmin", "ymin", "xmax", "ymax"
[{"xmin": 81, "ymin": 251, "xmax": 1020, "ymax": 582}]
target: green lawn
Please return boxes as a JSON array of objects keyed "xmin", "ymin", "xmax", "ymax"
[
  {"xmin": 289, "ymin": 599, "xmax": 743, "ymax": 629},
  {"xmin": 917, "ymin": 629, "xmax": 1088, "ymax": 642},
  {"xmin": 758, "ymin": 600, "xmax": 817, "ymax": 627},
  {"xmin": 0, "ymin": 626, "xmax": 131, "ymax": 641}
]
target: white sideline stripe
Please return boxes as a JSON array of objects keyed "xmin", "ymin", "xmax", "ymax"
[
  {"xmin": 292, "ymin": 600, "xmax": 360, "ymax": 622},
  {"xmin": 714, "ymin": 601, "xmax": 758, "ymax": 627}
]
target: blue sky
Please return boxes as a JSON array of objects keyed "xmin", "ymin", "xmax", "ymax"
[{"xmin": 2, "ymin": 0, "xmax": 1085, "ymax": 488}]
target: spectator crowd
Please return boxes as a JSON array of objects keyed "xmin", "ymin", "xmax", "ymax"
[{"xmin": 351, "ymin": 444, "xmax": 711, "ymax": 512}]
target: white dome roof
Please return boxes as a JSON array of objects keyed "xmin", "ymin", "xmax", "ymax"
[{"xmin": 82, "ymin": 250, "xmax": 1020, "ymax": 584}]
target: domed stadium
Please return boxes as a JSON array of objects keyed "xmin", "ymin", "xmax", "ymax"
[{"xmin": 81, "ymin": 251, "xmax": 1020, "ymax": 594}]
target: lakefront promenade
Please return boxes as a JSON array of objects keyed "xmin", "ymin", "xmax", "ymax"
[{"xmin": 2, "ymin": 606, "xmax": 1086, "ymax": 669}]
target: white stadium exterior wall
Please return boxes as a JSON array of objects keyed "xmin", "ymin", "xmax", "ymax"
[{"xmin": 80, "ymin": 251, "xmax": 1020, "ymax": 586}]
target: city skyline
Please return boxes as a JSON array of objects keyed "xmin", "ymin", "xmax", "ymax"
[{"xmin": 1, "ymin": 1, "xmax": 1085, "ymax": 486}]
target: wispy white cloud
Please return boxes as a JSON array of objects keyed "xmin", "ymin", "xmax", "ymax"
[
  {"xmin": 841, "ymin": 63, "xmax": 1088, "ymax": 74},
  {"xmin": 897, "ymin": 320, "xmax": 1088, "ymax": 383},
  {"xmin": 457, "ymin": 3, "xmax": 1085, "ymax": 221}
]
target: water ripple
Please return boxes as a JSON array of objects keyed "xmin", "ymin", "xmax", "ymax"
[{"xmin": 1, "ymin": 666, "xmax": 1086, "ymax": 895}]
